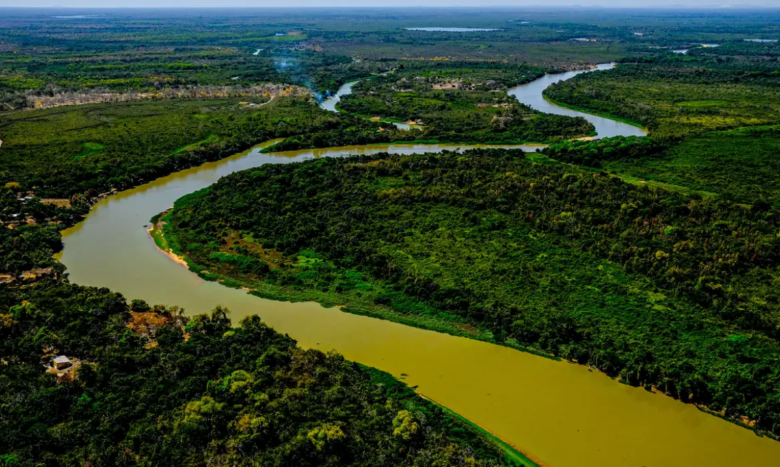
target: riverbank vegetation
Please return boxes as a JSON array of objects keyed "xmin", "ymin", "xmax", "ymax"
[
  {"xmin": 541, "ymin": 47, "xmax": 780, "ymax": 203},
  {"xmin": 0, "ymin": 282, "xmax": 525, "ymax": 466},
  {"xmin": 166, "ymin": 149, "xmax": 780, "ymax": 437},
  {"xmin": 543, "ymin": 55, "xmax": 780, "ymax": 139},
  {"xmin": 335, "ymin": 62, "xmax": 594, "ymax": 144},
  {"xmin": 0, "ymin": 71, "xmax": 592, "ymax": 200},
  {"xmin": 540, "ymin": 135, "xmax": 667, "ymax": 169},
  {"xmin": 602, "ymin": 126, "xmax": 780, "ymax": 205},
  {"xmin": 0, "ymin": 96, "xmax": 394, "ymax": 198},
  {"xmin": 0, "ymin": 166, "xmax": 528, "ymax": 467},
  {"xmin": 0, "ymin": 187, "xmax": 89, "ymax": 277},
  {"xmin": 4, "ymin": 7, "xmax": 780, "ymax": 463}
]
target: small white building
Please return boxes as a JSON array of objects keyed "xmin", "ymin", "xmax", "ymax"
[{"xmin": 53, "ymin": 356, "xmax": 72, "ymax": 370}]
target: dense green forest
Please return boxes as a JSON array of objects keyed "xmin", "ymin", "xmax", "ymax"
[
  {"xmin": 0, "ymin": 283, "xmax": 520, "ymax": 466},
  {"xmin": 3, "ymin": 7, "xmax": 780, "ymax": 465},
  {"xmin": 0, "ymin": 96, "xmax": 405, "ymax": 197},
  {"xmin": 0, "ymin": 164, "xmax": 526, "ymax": 467},
  {"xmin": 166, "ymin": 149, "xmax": 780, "ymax": 436}
]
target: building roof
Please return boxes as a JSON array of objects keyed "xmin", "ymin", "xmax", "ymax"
[{"xmin": 53, "ymin": 356, "xmax": 71, "ymax": 364}]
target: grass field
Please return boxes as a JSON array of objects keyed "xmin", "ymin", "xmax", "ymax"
[
  {"xmin": 543, "ymin": 59, "xmax": 780, "ymax": 138},
  {"xmin": 605, "ymin": 125, "xmax": 780, "ymax": 204}
]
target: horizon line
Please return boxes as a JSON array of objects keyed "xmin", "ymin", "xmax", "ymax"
[{"xmin": 2, "ymin": 5, "xmax": 780, "ymax": 10}]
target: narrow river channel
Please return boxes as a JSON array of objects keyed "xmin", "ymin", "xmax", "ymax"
[
  {"xmin": 319, "ymin": 80, "xmax": 358, "ymax": 112},
  {"xmin": 57, "ymin": 70, "xmax": 780, "ymax": 466}
]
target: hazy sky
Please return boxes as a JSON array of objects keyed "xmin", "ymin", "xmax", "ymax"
[{"xmin": 0, "ymin": 1, "xmax": 778, "ymax": 7}]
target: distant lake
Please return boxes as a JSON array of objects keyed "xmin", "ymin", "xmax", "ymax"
[
  {"xmin": 745, "ymin": 39, "xmax": 778, "ymax": 43},
  {"xmin": 405, "ymin": 28, "xmax": 501, "ymax": 32}
]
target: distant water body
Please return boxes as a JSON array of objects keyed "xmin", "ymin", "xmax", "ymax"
[{"xmin": 405, "ymin": 27, "xmax": 501, "ymax": 32}]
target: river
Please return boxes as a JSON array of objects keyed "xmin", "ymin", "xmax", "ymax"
[
  {"xmin": 320, "ymin": 63, "xmax": 647, "ymax": 138},
  {"xmin": 506, "ymin": 63, "xmax": 646, "ymax": 138},
  {"xmin": 320, "ymin": 81, "xmax": 417, "ymax": 130},
  {"xmin": 57, "ymin": 71, "xmax": 779, "ymax": 466}
]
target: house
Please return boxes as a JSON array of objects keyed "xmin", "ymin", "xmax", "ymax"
[{"xmin": 53, "ymin": 356, "xmax": 72, "ymax": 370}]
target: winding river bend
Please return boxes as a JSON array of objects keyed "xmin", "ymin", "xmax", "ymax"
[
  {"xmin": 507, "ymin": 63, "xmax": 646, "ymax": 138},
  {"xmin": 319, "ymin": 80, "xmax": 358, "ymax": 112},
  {"xmin": 320, "ymin": 63, "xmax": 647, "ymax": 138},
  {"xmin": 57, "ymin": 69, "xmax": 779, "ymax": 466}
]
